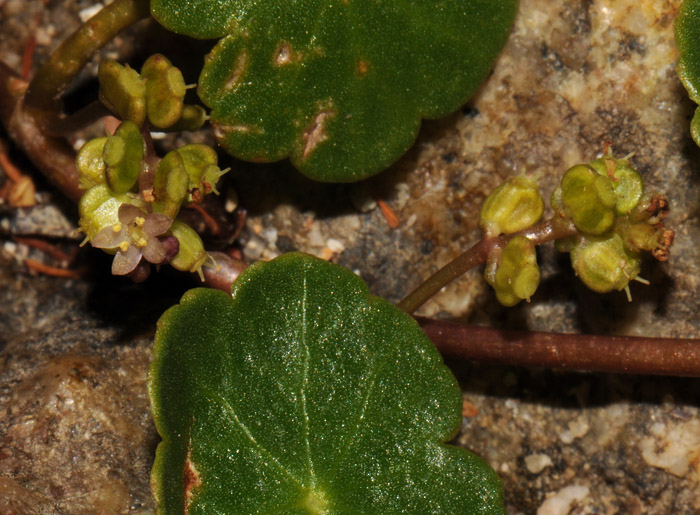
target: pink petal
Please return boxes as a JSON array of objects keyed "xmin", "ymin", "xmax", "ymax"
[
  {"xmin": 118, "ymin": 203, "xmax": 145, "ymax": 225},
  {"xmin": 142, "ymin": 237, "xmax": 166, "ymax": 264},
  {"xmin": 111, "ymin": 245, "xmax": 142, "ymax": 275},
  {"xmin": 144, "ymin": 213, "xmax": 173, "ymax": 237},
  {"xmin": 92, "ymin": 226, "xmax": 126, "ymax": 249}
]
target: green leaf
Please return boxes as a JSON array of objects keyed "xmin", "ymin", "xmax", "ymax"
[
  {"xmin": 149, "ymin": 0, "xmax": 517, "ymax": 181},
  {"xmin": 149, "ymin": 253, "xmax": 504, "ymax": 513},
  {"xmin": 676, "ymin": 0, "xmax": 700, "ymax": 146}
]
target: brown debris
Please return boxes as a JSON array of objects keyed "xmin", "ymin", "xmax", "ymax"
[{"xmin": 377, "ymin": 198, "xmax": 400, "ymax": 229}]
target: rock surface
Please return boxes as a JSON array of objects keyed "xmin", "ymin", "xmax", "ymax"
[{"xmin": 1, "ymin": 0, "xmax": 700, "ymax": 513}]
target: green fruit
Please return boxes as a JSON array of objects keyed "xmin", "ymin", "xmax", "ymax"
[
  {"xmin": 104, "ymin": 121, "xmax": 144, "ymax": 194},
  {"xmin": 169, "ymin": 220, "xmax": 208, "ymax": 275},
  {"xmin": 570, "ymin": 233, "xmax": 641, "ymax": 293},
  {"xmin": 589, "ymin": 157, "xmax": 644, "ymax": 215},
  {"xmin": 559, "ymin": 164, "xmax": 616, "ymax": 236},
  {"xmin": 78, "ymin": 184, "xmax": 138, "ymax": 241},
  {"xmin": 486, "ymin": 235, "xmax": 540, "ymax": 307},
  {"xmin": 141, "ymin": 54, "xmax": 187, "ymax": 129},
  {"xmin": 153, "ymin": 151, "xmax": 189, "ymax": 217},
  {"xmin": 479, "ymin": 176, "xmax": 544, "ymax": 237},
  {"xmin": 98, "ymin": 61, "xmax": 146, "ymax": 125},
  {"xmin": 76, "ymin": 137, "xmax": 108, "ymax": 190}
]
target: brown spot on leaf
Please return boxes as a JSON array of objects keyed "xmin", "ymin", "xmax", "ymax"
[
  {"xmin": 301, "ymin": 109, "xmax": 335, "ymax": 160},
  {"xmin": 356, "ymin": 59, "xmax": 369, "ymax": 76},
  {"xmin": 183, "ymin": 448, "xmax": 201, "ymax": 514},
  {"xmin": 275, "ymin": 42, "xmax": 293, "ymax": 65},
  {"xmin": 220, "ymin": 50, "xmax": 249, "ymax": 98},
  {"xmin": 213, "ymin": 123, "xmax": 264, "ymax": 140}
]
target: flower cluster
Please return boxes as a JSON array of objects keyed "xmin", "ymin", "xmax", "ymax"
[
  {"xmin": 479, "ymin": 151, "xmax": 673, "ymax": 306},
  {"xmin": 76, "ymin": 55, "xmax": 231, "ymax": 281}
]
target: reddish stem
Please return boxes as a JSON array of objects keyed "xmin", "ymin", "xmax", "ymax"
[
  {"xmin": 398, "ymin": 216, "xmax": 577, "ymax": 314},
  {"xmin": 202, "ymin": 252, "xmax": 247, "ymax": 292},
  {"xmin": 418, "ymin": 317, "xmax": 700, "ymax": 377},
  {"xmin": 0, "ymin": 65, "xmax": 83, "ymax": 202}
]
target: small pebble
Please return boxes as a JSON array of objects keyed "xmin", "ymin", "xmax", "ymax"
[
  {"xmin": 558, "ymin": 430, "xmax": 574, "ymax": 444},
  {"xmin": 326, "ymin": 238, "xmax": 345, "ymax": 253},
  {"xmin": 568, "ymin": 416, "xmax": 589, "ymax": 439},
  {"xmin": 524, "ymin": 453, "xmax": 553, "ymax": 474},
  {"xmin": 79, "ymin": 4, "xmax": 104, "ymax": 22},
  {"xmin": 537, "ymin": 485, "xmax": 589, "ymax": 515}
]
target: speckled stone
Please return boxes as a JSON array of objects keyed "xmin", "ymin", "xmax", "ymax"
[{"xmin": 1, "ymin": 0, "xmax": 700, "ymax": 513}]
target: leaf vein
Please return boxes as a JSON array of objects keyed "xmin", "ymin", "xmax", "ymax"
[
  {"xmin": 202, "ymin": 385, "xmax": 303, "ymax": 487},
  {"xmin": 300, "ymin": 266, "xmax": 315, "ymax": 486}
]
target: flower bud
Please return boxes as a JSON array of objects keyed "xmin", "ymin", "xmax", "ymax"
[
  {"xmin": 98, "ymin": 61, "xmax": 146, "ymax": 126},
  {"xmin": 76, "ymin": 137, "xmax": 108, "ymax": 190},
  {"xmin": 486, "ymin": 235, "xmax": 541, "ymax": 307},
  {"xmin": 479, "ymin": 176, "xmax": 544, "ymax": 237},
  {"xmin": 559, "ymin": 164, "xmax": 616, "ymax": 235},
  {"xmin": 141, "ymin": 54, "xmax": 186, "ymax": 129},
  {"xmin": 570, "ymin": 233, "xmax": 641, "ymax": 293},
  {"xmin": 589, "ymin": 156, "xmax": 644, "ymax": 214}
]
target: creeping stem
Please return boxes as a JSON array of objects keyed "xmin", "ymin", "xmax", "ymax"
[
  {"xmin": 0, "ymin": 63, "xmax": 83, "ymax": 202},
  {"xmin": 398, "ymin": 216, "xmax": 577, "ymax": 314},
  {"xmin": 24, "ymin": 0, "xmax": 151, "ymax": 112},
  {"xmin": 418, "ymin": 317, "xmax": 700, "ymax": 377}
]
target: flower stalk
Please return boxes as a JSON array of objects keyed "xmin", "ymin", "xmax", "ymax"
[{"xmin": 398, "ymin": 216, "xmax": 577, "ymax": 314}]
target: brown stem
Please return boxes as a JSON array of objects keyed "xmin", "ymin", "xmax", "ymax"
[
  {"xmin": 398, "ymin": 216, "xmax": 577, "ymax": 314},
  {"xmin": 0, "ymin": 63, "xmax": 82, "ymax": 202},
  {"xmin": 38, "ymin": 101, "xmax": 111, "ymax": 136},
  {"xmin": 418, "ymin": 317, "xmax": 700, "ymax": 377},
  {"xmin": 202, "ymin": 252, "xmax": 247, "ymax": 292},
  {"xmin": 24, "ymin": 0, "xmax": 150, "ymax": 112}
]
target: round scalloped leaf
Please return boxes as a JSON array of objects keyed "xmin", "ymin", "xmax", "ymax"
[
  {"xmin": 677, "ymin": 0, "xmax": 700, "ymax": 146},
  {"xmin": 149, "ymin": 253, "xmax": 504, "ymax": 513},
  {"xmin": 150, "ymin": 0, "xmax": 517, "ymax": 181}
]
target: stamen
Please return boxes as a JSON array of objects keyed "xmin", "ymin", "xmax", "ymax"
[
  {"xmin": 633, "ymin": 276, "xmax": 650, "ymax": 285},
  {"xmin": 134, "ymin": 216, "xmax": 146, "ymax": 227},
  {"xmin": 119, "ymin": 241, "xmax": 130, "ymax": 253},
  {"xmin": 112, "ymin": 223, "xmax": 122, "ymax": 232},
  {"xmin": 624, "ymin": 285, "xmax": 632, "ymax": 302}
]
